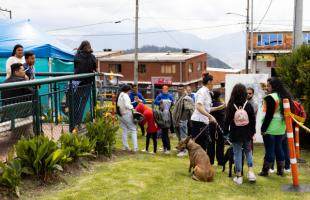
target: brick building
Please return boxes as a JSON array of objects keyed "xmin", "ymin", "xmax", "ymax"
[
  {"xmin": 99, "ymin": 51, "xmax": 207, "ymax": 94},
  {"xmin": 207, "ymin": 67, "xmax": 242, "ymax": 88},
  {"xmin": 248, "ymin": 29, "xmax": 310, "ymax": 76}
]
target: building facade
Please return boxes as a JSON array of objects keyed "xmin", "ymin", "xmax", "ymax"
[
  {"xmin": 99, "ymin": 52, "xmax": 207, "ymax": 95},
  {"xmin": 248, "ymin": 30, "xmax": 310, "ymax": 76}
]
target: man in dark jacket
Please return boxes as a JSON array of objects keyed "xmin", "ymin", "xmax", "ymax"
[{"xmin": 1, "ymin": 63, "xmax": 34, "ymax": 105}]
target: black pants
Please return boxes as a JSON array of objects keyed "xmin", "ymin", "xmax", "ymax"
[
  {"xmin": 190, "ymin": 120, "xmax": 209, "ymax": 151},
  {"xmin": 207, "ymin": 123, "xmax": 224, "ymax": 165},
  {"xmin": 161, "ymin": 128, "xmax": 171, "ymax": 151},
  {"xmin": 139, "ymin": 123, "xmax": 145, "ymax": 136},
  {"xmin": 146, "ymin": 132, "xmax": 157, "ymax": 153},
  {"xmin": 74, "ymin": 85, "xmax": 91, "ymax": 127}
]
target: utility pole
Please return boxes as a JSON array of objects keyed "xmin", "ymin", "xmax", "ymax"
[
  {"xmin": 250, "ymin": 0, "xmax": 254, "ymax": 73},
  {"xmin": 134, "ymin": 0, "xmax": 139, "ymax": 85},
  {"xmin": 245, "ymin": 0, "xmax": 250, "ymax": 74},
  {"xmin": 293, "ymin": 0, "xmax": 303, "ymax": 49},
  {"xmin": 0, "ymin": 7, "xmax": 12, "ymax": 19}
]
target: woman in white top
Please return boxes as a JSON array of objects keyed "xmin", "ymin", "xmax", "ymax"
[
  {"xmin": 117, "ymin": 85, "xmax": 138, "ymax": 152},
  {"xmin": 6, "ymin": 44, "xmax": 25, "ymax": 78},
  {"xmin": 190, "ymin": 73, "xmax": 225, "ymax": 151}
]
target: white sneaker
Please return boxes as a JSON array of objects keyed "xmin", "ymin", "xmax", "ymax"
[
  {"xmin": 269, "ymin": 169, "xmax": 275, "ymax": 173},
  {"xmin": 123, "ymin": 147, "xmax": 130, "ymax": 151},
  {"xmin": 233, "ymin": 176, "xmax": 243, "ymax": 185},
  {"xmin": 284, "ymin": 168, "xmax": 291, "ymax": 173},
  {"xmin": 141, "ymin": 149, "xmax": 147, "ymax": 153},
  {"xmin": 248, "ymin": 171, "xmax": 256, "ymax": 182},
  {"xmin": 177, "ymin": 151, "xmax": 187, "ymax": 157},
  {"xmin": 164, "ymin": 150, "xmax": 171, "ymax": 155}
]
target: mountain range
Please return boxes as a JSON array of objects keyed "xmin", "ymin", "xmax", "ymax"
[{"xmin": 58, "ymin": 29, "xmax": 245, "ymax": 68}]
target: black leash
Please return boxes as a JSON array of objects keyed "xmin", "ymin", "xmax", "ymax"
[{"xmin": 193, "ymin": 125, "xmax": 209, "ymax": 141}]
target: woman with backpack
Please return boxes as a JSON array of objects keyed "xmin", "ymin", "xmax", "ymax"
[
  {"xmin": 117, "ymin": 85, "xmax": 138, "ymax": 152},
  {"xmin": 224, "ymin": 83, "xmax": 256, "ymax": 185},
  {"xmin": 259, "ymin": 77, "xmax": 294, "ymax": 177}
]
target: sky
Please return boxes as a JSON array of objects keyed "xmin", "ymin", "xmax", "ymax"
[{"xmin": 1, "ymin": 0, "xmax": 310, "ymax": 41}]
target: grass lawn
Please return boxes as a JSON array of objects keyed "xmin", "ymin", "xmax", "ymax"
[{"xmin": 21, "ymin": 131, "xmax": 310, "ymax": 200}]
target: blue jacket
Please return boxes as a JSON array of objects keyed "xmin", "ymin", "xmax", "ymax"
[
  {"xmin": 129, "ymin": 91, "xmax": 146, "ymax": 108},
  {"xmin": 154, "ymin": 93, "xmax": 174, "ymax": 106},
  {"xmin": 190, "ymin": 93, "xmax": 195, "ymax": 103}
]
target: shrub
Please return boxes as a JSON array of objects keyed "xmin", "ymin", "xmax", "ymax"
[
  {"xmin": 59, "ymin": 133, "xmax": 96, "ymax": 161},
  {"xmin": 15, "ymin": 135, "xmax": 72, "ymax": 181},
  {"xmin": 86, "ymin": 115, "xmax": 118, "ymax": 157},
  {"xmin": 0, "ymin": 150, "xmax": 25, "ymax": 197}
]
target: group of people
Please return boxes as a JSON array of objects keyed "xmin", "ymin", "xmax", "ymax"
[
  {"xmin": 1, "ymin": 41, "xmax": 97, "ymax": 131},
  {"xmin": 117, "ymin": 72, "xmax": 294, "ymax": 186}
]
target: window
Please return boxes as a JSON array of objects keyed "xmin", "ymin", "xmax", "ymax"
[
  {"xmin": 257, "ymin": 33, "xmax": 283, "ymax": 46},
  {"xmin": 189, "ymin": 63, "xmax": 193, "ymax": 73},
  {"xmin": 257, "ymin": 34, "xmax": 262, "ymax": 46},
  {"xmin": 161, "ymin": 65, "xmax": 176, "ymax": 74},
  {"xmin": 304, "ymin": 33, "xmax": 310, "ymax": 44},
  {"xmin": 262, "ymin": 34, "xmax": 270, "ymax": 46},
  {"xmin": 108, "ymin": 64, "xmax": 121, "ymax": 73},
  {"xmin": 197, "ymin": 62, "xmax": 202, "ymax": 71},
  {"xmin": 138, "ymin": 64, "xmax": 146, "ymax": 73}
]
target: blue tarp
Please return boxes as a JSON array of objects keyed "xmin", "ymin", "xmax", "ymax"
[{"xmin": 0, "ymin": 19, "xmax": 74, "ymax": 61}]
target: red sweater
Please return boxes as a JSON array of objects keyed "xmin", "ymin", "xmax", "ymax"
[{"xmin": 136, "ymin": 103, "xmax": 159, "ymax": 133}]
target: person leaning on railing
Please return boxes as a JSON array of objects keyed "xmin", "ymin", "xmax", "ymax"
[
  {"xmin": 73, "ymin": 40, "xmax": 97, "ymax": 129},
  {"xmin": 1, "ymin": 63, "xmax": 34, "ymax": 105}
]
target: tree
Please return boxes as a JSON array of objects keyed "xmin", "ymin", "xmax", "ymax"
[{"xmin": 276, "ymin": 44, "xmax": 310, "ymax": 147}]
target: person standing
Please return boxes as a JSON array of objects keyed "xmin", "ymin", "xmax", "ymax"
[
  {"xmin": 190, "ymin": 73, "xmax": 216, "ymax": 151},
  {"xmin": 186, "ymin": 85, "xmax": 195, "ymax": 103},
  {"xmin": 117, "ymin": 85, "xmax": 138, "ymax": 152},
  {"xmin": 173, "ymin": 86, "xmax": 194, "ymax": 157},
  {"xmin": 136, "ymin": 103, "xmax": 158, "ymax": 154},
  {"xmin": 247, "ymin": 87, "xmax": 258, "ymax": 116},
  {"xmin": 247, "ymin": 87, "xmax": 258, "ymax": 154},
  {"xmin": 23, "ymin": 51, "xmax": 36, "ymax": 80},
  {"xmin": 130, "ymin": 84, "xmax": 146, "ymax": 136},
  {"xmin": 154, "ymin": 85, "xmax": 175, "ymax": 134},
  {"xmin": 208, "ymin": 90, "xmax": 225, "ymax": 166},
  {"xmin": 224, "ymin": 84, "xmax": 256, "ymax": 185},
  {"xmin": 259, "ymin": 77, "xmax": 294, "ymax": 177},
  {"xmin": 73, "ymin": 41, "xmax": 97, "ymax": 130},
  {"xmin": 6, "ymin": 44, "xmax": 25, "ymax": 79}
]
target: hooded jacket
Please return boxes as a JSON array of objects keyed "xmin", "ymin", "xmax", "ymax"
[
  {"xmin": 136, "ymin": 103, "xmax": 159, "ymax": 133},
  {"xmin": 172, "ymin": 94, "xmax": 194, "ymax": 127}
]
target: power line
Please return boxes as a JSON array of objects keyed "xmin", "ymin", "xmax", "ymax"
[
  {"xmin": 51, "ymin": 23, "xmax": 243, "ymax": 37},
  {"xmin": 142, "ymin": 5, "xmax": 184, "ymax": 48},
  {"xmin": 255, "ymin": 0, "xmax": 273, "ymax": 30},
  {"xmin": 46, "ymin": 18, "xmax": 133, "ymax": 32}
]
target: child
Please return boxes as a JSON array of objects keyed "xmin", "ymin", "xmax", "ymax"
[
  {"xmin": 224, "ymin": 83, "xmax": 256, "ymax": 185},
  {"xmin": 136, "ymin": 103, "xmax": 159, "ymax": 153}
]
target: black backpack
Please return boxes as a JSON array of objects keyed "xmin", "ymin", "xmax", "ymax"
[{"xmin": 153, "ymin": 109, "xmax": 170, "ymax": 129}]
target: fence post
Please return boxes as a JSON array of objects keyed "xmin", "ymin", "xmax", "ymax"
[
  {"xmin": 53, "ymin": 83, "xmax": 59, "ymax": 125},
  {"xmin": 283, "ymin": 98, "xmax": 299, "ymax": 187},
  {"xmin": 33, "ymin": 87, "xmax": 41, "ymax": 135},
  {"xmin": 68, "ymin": 80, "xmax": 74, "ymax": 132},
  {"xmin": 112, "ymin": 94, "xmax": 115, "ymax": 124},
  {"xmin": 92, "ymin": 76, "xmax": 97, "ymax": 120}
]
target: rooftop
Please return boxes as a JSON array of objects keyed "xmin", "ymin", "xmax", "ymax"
[
  {"xmin": 99, "ymin": 52, "xmax": 206, "ymax": 62},
  {"xmin": 253, "ymin": 27, "xmax": 310, "ymax": 33},
  {"xmin": 93, "ymin": 51, "xmax": 123, "ymax": 58}
]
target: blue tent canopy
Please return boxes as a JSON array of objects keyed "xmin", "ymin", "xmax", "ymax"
[{"xmin": 0, "ymin": 19, "xmax": 74, "ymax": 61}]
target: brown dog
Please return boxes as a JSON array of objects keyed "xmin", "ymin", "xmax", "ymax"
[{"xmin": 176, "ymin": 136, "xmax": 215, "ymax": 182}]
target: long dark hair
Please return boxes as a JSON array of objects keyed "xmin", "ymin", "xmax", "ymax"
[
  {"xmin": 202, "ymin": 72, "xmax": 213, "ymax": 85},
  {"xmin": 77, "ymin": 40, "xmax": 93, "ymax": 53},
  {"xmin": 11, "ymin": 44, "xmax": 23, "ymax": 56},
  {"xmin": 268, "ymin": 77, "xmax": 294, "ymax": 117},
  {"xmin": 225, "ymin": 83, "xmax": 247, "ymax": 122}
]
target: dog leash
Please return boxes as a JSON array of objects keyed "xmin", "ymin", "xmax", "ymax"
[{"xmin": 193, "ymin": 125, "xmax": 209, "ymax": 141}]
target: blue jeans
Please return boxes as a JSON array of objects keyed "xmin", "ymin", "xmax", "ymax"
[
  {"xmin": 175, "ymin": 120, "xmax": 188, "ymax": 142},
  {"xmin": 232, "ymin": 140, "xmax": 253, "ymax": 173},
  {"xmin": 263, "ymin": 134, "xmax": 285, "ymax": 163}
]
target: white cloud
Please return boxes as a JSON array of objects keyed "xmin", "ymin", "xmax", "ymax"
[{"xmin": 1, "ymin": 0, "xmax": 309, "ymax": 40}]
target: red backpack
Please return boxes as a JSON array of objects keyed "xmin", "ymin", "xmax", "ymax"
[{"xmin": 292, "ymin": 101, "xmax": 307, "ymax": 123}]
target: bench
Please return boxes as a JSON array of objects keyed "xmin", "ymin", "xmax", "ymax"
[{"xmin": 0, "ymin": 101, "xmax": 33, "ymax": 132}]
